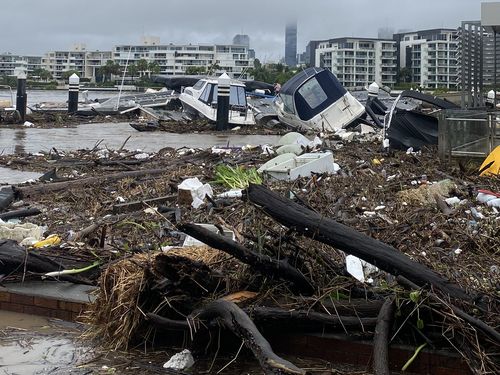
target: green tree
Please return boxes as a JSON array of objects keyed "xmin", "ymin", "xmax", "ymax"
[
  {"xmin": 147, "ymin": 61, "xmax": 161, "ymax": 77},
  {"xmin": 185, "ymin": 66, "xmax": 207, "ymax": 75},
  {"xmin": 127, "ymin": 63, "xmax": 138, "ymax": 81},
  {"xmin": 398, "ymin": 67, "xmax": 412, "ymax": 84},
  {"xmin": 31, "ymin": 68, "xmax": 53, "ymax": 81},
  {"xmin": 135, "ymin": 59, "xmax": 149, "ymax": 78},
  {"xmin": 98, "ymin": 60, "xmax": 122, "ymax": 82}
]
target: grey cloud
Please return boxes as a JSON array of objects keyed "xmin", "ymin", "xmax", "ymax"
[{"xmin": 1, "ymin": 0, "xmax": 489, "ymax": 60}]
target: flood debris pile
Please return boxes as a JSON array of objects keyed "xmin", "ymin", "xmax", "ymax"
[{"xmin": 0, "ymin": 134, "xmax": 499, "ymax": 374}]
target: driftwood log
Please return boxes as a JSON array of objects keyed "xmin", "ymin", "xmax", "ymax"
[
  {"xmin": 14, "ymin": 168, "xmax": 172, "ymax": 198},
  {"xmin": 373, "ymin": 297, "xmax": 395, "ymax": 375},
  {"xmin": 246, "ymin": 184, "xmax": 470, "ymax": 302},
  {"xmin": 148, "ymin": 304, "xmax": 376, "ymax": 334},
  {"xmin": 179, "ymin": 223, "xmax": 314, "ymax": 295},
  {"xmin": 0, "ymin": 207, "xmax": 41, "ymax": 221},
  {"xmin": 0, "ymin": 239, "xmax": 90, "ymax": 284},
  {"xmin": 174, "ymin": 299, "xmax": 307, "ymax": 374}
]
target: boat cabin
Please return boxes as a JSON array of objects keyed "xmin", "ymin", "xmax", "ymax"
[{"xmin": 275, "ymin": 67, "xmax": 365, "ymax": 131}]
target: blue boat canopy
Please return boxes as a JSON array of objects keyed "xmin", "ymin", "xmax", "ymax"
[{"xmin": 280, "ymin": 67, "xmax": 348, "ymax": 121}]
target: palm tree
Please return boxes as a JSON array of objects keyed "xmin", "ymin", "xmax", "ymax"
[
  {"xmin": 98, "ymin": 60, "xmax": 122, "ymax": 83},
  {"xmin": 135, "ymin": 59, "xmax": 149, "ymax": 78},
  {"xmin": 128, "ymin": 63, "xmax": 138, "ymax": 82},
  {"xmin": 32, "ymin": 68, "xmax": 53, "ymax": 82},
  {"xmin": 147, "ymin": 61, "xmax": 161, "ymax": 78}
]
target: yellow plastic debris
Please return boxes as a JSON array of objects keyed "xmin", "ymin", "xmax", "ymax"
[
  {"xmin": 32, "ymin": 234, "xmax": 61, "ymax": 248},
  {"xmin": 479, "ymin": 146, "xmax": 500, "ymax": 176},
  {"xmin": 372, "ymin": 158, "xmax": 382, "ymax": 165}
]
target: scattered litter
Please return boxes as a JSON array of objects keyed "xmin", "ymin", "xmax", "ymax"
[
  {"xmin": 178, "ymin": 178, "xmax": 213, "ymax": 209},
  {"xmin": 163, "ymin": 349, "xmax": 195, "ymax": 370},
  {"xmin": 0, "ymin": 221, "xmax": 45, "ymax": 245},
  {"xmin": 32, "ymin": 234, "xmax": 61, "ymax": 248},
  {"xmin": 346, "ymin": 255, "xmax": 378, "ymax": 283}
]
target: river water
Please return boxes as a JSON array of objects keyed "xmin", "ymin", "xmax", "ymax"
[{"xmin": 1, "ymin": 89, "xmax": 282, "ymax": 184}]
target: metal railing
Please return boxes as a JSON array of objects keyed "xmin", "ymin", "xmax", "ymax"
[{"xmin": 438, "ymin": 109, "xmax": 500, "ymax": 160}]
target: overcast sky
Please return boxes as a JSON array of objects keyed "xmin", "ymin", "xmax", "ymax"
[{"xmin": 1, "ymin": 0, "xmax": 494, "ymax": 61}]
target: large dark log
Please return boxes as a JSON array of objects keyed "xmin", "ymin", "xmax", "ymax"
[
  {"xmin": 246, "ymin": 184, "xmax": 470, "ymax": 301},
  {"xmin": 179, "ymin": 223, "xmax": 314, "ymax": 295},
  {"xmin": 373, "ymin": 297, "xmax": 395, "ymax": 375},
  {"xmin": 148, "ymin": 305, "xmax": 376, "ymax": 333},
  {"xmin": 190, "ymin": 300, "xmax": 305, "ymax": 374},
  {"xmin": 0, "ymin": 239, "xmax": 90, "ymax": 284},
  {"xmin": 248, "ymin": 306, "xmax": 377, "ymax": 328},
  {"xmin": 0, "ymin": 207, "xmax": 41, "ymax": 220}
]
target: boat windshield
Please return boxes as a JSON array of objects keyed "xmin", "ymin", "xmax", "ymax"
[
  {"xmin": 192, "ymin": 80, "xmax": 206, "ymax": 91},
  {"xmin": 199, "ymin": 84, "xmax": 247, "ymax": 108},
  {"xmin": 294, "ymin": 69, "xmax": 347, "ymax": 121}
]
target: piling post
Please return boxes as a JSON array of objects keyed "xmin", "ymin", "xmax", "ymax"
[
  {"xmin": 216, "ymin": 72, "xmax": 230, "ymax": 131},
  {"xmin": 16, "ymin": 70, "xmax": 27, "ymax": 122},
  {"xmin": 68, "ymin": 73, "xmax": 80, "ymax": 114}
]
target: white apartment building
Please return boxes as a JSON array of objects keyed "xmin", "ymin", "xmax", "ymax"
[
  {"xmin": 315, "ymin": 38, "xmax": 397, "ymax": 89},
  {"xmin": 42, "ymin": 44, "xmax": 112, "ymax": 80},
  {"xmin": 113, "ymin": 37, "xmax": 254, "ymax": 79},
  {"xmin": 394, "ymin": 29, "xmax": 459, "ymax": 89},
  {"xmin": 0, "ymin": 53, "xmax": 42, "ymax": 77}
]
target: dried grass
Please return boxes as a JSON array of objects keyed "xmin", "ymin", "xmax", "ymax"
[{"xmin": 82, "ymin": 253, "xmax": 151, "ymax": 350}]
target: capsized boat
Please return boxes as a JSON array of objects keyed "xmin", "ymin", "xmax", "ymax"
[
  {"xmin": 274, "ymin": 67, "xmax": 365, "ymax": 131},
  {"xmin": 384, "ymin": 90, "xmax": 459, "ymax": 150},
  {"xmin": 179, "ymin": 78, "xmax": 255, "ymax": 126}
]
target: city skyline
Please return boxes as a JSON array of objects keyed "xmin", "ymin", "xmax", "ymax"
[{"xmin": 2, "ymin": 0, "xmax": 493, "ymax": 62}]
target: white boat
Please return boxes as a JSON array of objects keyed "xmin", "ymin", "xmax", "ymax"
[
  {"xmin": 274, "ymin": 67, "xmax": 365, "ymax": 131},
  {"xmin": 179, "ymin": 78, "xmax": 255, "ymax": 126}
]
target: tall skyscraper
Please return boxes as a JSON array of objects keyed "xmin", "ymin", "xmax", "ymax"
[
  {"xmin": 232, "ymin": 34, "xmax": 250, "ymax": 48},
  {"xmin": 285, "ymin": 21, "xmax": 298, "ymax": 66}
]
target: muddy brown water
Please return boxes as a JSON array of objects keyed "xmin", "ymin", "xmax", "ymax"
[
  {"xmin": 0, "ymin": 122, "xmax": 280, "ymax": 184},
  {"xmin": 0, "ymin": 311, "xmax": 91, "ymax": 375}
]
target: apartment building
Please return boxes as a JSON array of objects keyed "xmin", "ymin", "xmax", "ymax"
[
  {"xmin": 0, "ymin": 53, "xmax": 42, "ymax": 77},
  {"xmin": 315, "ymin": 38, "xmax": 397, "ymax": 89},
  {"xmin": 113, "ymin": 37, "xmax": 254, "ymax": 79},
  {"xmin": 41, "ymin": 44, "xmax": 112, "ymax": 80},
  {"xmin": 393, "ymin": 29, "xmax": 459, "ymax": 89}
]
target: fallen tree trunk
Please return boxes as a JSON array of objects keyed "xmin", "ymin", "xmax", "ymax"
[
  {"xmin": 179, "ymin": 223, "xmax": 314, "ymax": 295},
  {"xmin": 148, "ymin": 305, "xmax": 376, "ymax": 333},
  {"xmin": 0, "ymin": 207, "xmax": 41, "ymax": 220},
  {"xmin": 14, "ymin": 168, "xmax": 172, "ymax": 198},
  {"xmin": 0, "ymin": 239, "xmax": 91, "ymax": 284},
  {"xmin": 373, "ymin": 297, "xmax": 395, "ymax": 375},
  {"xmin": 248, "ymin": 306, "xmax": 377, "ymax": 328},
  {"xmin": 246, "ymin": 184, "xmax": 470, "ymax": 302}
]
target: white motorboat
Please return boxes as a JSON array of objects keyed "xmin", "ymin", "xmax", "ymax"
[
  {"xmin": 274, "ymin": 67, "xmax": 365, "ymax": 131},
  {"xmin": 179, "ymin": 78, "xmax": 255, "ymax": 126}
]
